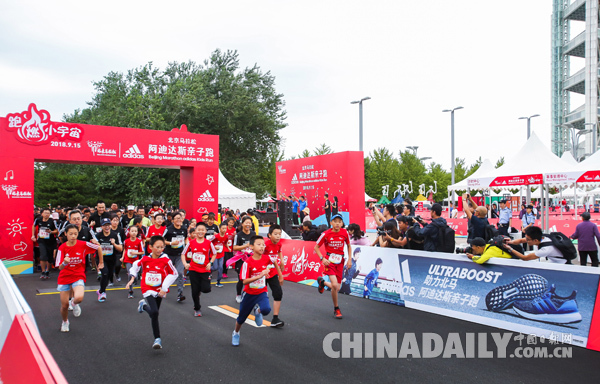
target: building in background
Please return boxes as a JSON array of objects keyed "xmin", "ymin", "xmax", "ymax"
[{"xmin": 551, "ymin": 0, "xmax": 599, "ymax": 160}]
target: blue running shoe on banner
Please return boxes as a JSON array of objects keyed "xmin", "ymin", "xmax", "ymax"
[
  {"xmin": 513, "ymin": 284, "xmax": 582, "ymax": 324},
  {"xmin": 485, "ymin": 274, "xmax": 548, "ymax": 312}
]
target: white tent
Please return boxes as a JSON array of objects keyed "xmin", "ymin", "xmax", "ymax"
[
  {"xmin": 447, "ymin": 159, "xmax": 496, "ymax": 192},
  {"xmin": 218, "ymin": 170, "xmax": 256, "ymax": 211},
  {"xmin": 365, "ymin": 192, "xmax": 377, "ymax": 202}
]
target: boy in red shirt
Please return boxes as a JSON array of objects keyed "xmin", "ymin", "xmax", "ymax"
[
  {"xmin": 211, "ymin": 222, "xmax": 229, "ymax": 287},
  {"xmin": 264, "ymin": 224, "xmax": 285, "ymax": 327},
  {"xmin": 223, "ymin": 218, "xmax": 237, "ymax": 278},
  {"xmin": 182, "ymin": 222, "xmax": 217, "ymax": 317},
  {"xmin": 125, "ymin": 235, "xmax": 178, "ymax": 349},
  {"xmin": 314, "ymin": 214, "xmax": 352, "ymax": 319},
  {"xmin": 121, "ymin": 226, "xmax": 145, "ymax": 298},
  {"xmin": 55, "ymin": 224, "xmax": 102, "ymax": 332},
  {"xmin": 231, "ymin": 235, "xmax": 273, "ymax": 346},
  {"xmin": 145, "ymin": 213, "xmax": 166, "ymax": 254}
]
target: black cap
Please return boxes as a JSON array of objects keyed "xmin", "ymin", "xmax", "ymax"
[
  {"xmin": 526, "ymin": 205, "xmax": 534, "ymax": 209},
  {"xmin": 499, "ymin": 199, "xmax": 508, "ymax": 204},
  {"xmin": 471, "ymin": 237, "xmax": 486, "ymax": 247},
  {"xmin": 100, "ymin": 218, "xmax": 111, "ymax": 226}
]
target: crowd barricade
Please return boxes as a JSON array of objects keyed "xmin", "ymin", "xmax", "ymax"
[
  {"xmin": 0, "ymin": 262, "xmax": 67, "ymax": 383},
  {"xmin": 280, "ymin": 239, "xmax": 600, "ymax": 351}
]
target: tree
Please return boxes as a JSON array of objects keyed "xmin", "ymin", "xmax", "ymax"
[
  {"xmin": 495, "ymin": 157, "xmax": 505, "ymax": 168},
  {"xmin": 65, "ymin": 49, "xmax": 287, "ymax": 202},
  {"xmin": 312, "ymin": 143, "xmax": 333, "ymax": 156},
  {"xmin": 423, "ymin": 162, "xmax": 451, "ymax": 202},
  {"xmin": 398, "ymin": 150, "xmax": 427, "ymax": 198},
  {"xmin": 365, "ymin": 148, "xmax": 402, "ymax": 198}
]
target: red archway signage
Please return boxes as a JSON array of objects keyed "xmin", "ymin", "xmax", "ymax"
[{"xmin": 0, "ymin": 103, "xmax": 219, "ymax": 274}]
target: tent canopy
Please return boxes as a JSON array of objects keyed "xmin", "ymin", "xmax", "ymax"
[
  {"xmin": 365, "ymin": 192, "xmax": 377, "ymax": 202},
  {"xmin": 377, "ymin": 196, "xmax": 391, "ymax": 205},
  {"xmin": 447, "ymin": 159, "xmax": 495, "ymax": 192},
  {"xmin": 218, "ymin": 170, "xmax": 256, "ymax": 211}
]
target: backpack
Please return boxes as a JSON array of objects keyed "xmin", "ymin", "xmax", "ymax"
[
  {"xmin": 484, "ymin": 224, "xmax": 500, "ymax": 242},
  {"xmin": 433, "ymin": 222, "xmax": 455, "ymax": 253},
  {"xmin": 487, "ymin": 235, "xmax": 519, "ymax": 259},
  {"xmin": 538, "ymin": 232, "xmax": 577, "ymax": 261}
]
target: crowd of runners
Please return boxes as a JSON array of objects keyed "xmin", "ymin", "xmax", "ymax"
[{"xmin": 32, "ymin": 201, "xmax": 352, "ymax": 349}]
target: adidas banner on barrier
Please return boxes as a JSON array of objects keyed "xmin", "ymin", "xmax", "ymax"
[{"xmin": 279, "ymin": 240, "xmax": 600, "ymax": 350}]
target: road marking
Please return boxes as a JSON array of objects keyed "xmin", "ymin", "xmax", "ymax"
[
  {"xmin": 36, "ymin": 280, "xmax": 237, "ymax": 295},
  {"xmin": 209, "ymin": 305, "xmax": 271, "ymax": 328}
]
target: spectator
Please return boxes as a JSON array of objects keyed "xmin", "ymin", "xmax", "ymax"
[
  {"xmin": 462, "ymin": 193, "xmax": 489, "ymax": 243},
  {"xmin": 507, "ymin": 226, "xmax": 569, "ymax": 264},
  {"xmin": 570, "ymin": 212, "xmax": 600, "ymax": 267},
  {"xmin": 347, "ymin": 223, "xmax": 370, "ymax": 246},
  {"xmin": 371, "ymin": 204, "xmax": 397, "ymax": 227},
  {"xmin": 377, "ymin": 221, "xmax": 402, "ymax": 248},
  {"xmin": 417, "ymin": 203, "xmax": 448, "ymax": 252},
  {"xmin": 302, "ymin": 207, "xmax": 311, "ymax": 222},
  {"xmin": 301, "ymin": 221, "xmax": 319, "ymax": 241}
]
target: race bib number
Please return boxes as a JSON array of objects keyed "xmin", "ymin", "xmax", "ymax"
[
  {"xmin": 249, "ymin": 276, "xmax": 266, "ymax": 289},
  {"xmin": 215, "ymin": 244, "xmax": 223, "ymax": 253},
  {"xmin": 38, "ymin": 227, "xmax": 50, "ymax": 239},
  {"xmin": 171, "ymin": 236, "xmax": 184, "ymax": 248},
  {"xmin": 127, "ymin": 249, "xmax": 137, "ymax": 258},
  {"xmin": 329, "ymin": 253, "xmax": 343, "ymax": 264},
  {"xmin": 101, "ymin": 244, "xmax": 113, "ymax": 256},
  {"xmin": 96, "ymin": 227, "xmax": 102, "ymax": 233},
  {"xmin": 227, "ymin": 240, "xmax": 232, "ymax": 247},
  {"xmin": 145, "ymin": 271, "xmax": 162, "ymax": 287},
  {"xmin": 192, "ymin": 252, "xmax": 206, "ymax": 264}
]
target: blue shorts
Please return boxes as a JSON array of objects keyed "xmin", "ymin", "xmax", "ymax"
[
  {"xmin": 57, "ymin": 279, "xmax": 85, "ymax": 292},
  {"xmin": 237, "ymin": 292, "xmax": 271, "ymax": 325}
]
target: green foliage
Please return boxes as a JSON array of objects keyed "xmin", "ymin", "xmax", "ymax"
[
  {"xmin": 365, "ymin": 148, "xmax": 402, "ymax": 198},
  {"xmin": 495, "ymin": 157, "xmax": 505, "ymax": 168},
  {"xmin": 61, "ymin": 49, "xmax": 287, "ymax": 203}
]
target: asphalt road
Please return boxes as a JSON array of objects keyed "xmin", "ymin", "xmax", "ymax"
[{"xmin": 13, "ymin": 270, "xmax": 600, "ymax": 384}]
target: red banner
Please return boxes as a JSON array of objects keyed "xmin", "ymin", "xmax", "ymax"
[
  {"xmin": 578, "ymin": 171, "xmax": 600, "ymax": 183},
  {"xmin": 490, "ymin": 174, "xmax": 543, "ymax": 187},
  {"xmin": 1, "ymin": 104, "xmax": 220, "ymax": 274},
  {"xmin": 276, "ymin": 152, "xmax": 365, "ymax": 228},
  {"xmin": 280, "ymin": 239, "xmax": 321, "ymax": 283}
]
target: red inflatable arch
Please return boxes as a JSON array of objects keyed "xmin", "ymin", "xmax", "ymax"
[{"xmin": 0, "ymin": 103, "xmax": 219, "ymax": 274}]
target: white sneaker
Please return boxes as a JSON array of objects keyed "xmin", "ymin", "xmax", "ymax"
[
  {"xmin": 68, "ymin": 299, "xmax": 74, "ymax": 311},
  {"xmin": 73, "ymin": 302, "xmax": 82, "ymax": 317},
  {"xmin": 235, "ymin": 295, "xmax": 242, "ymax": 304},
  {"xmin": 61, "ymin": 321, "xmax": 70, "ymax": 332}
]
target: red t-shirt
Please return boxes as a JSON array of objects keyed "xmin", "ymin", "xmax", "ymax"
[
  {"xmin": 212, "ymin": 233, "xmax": 229, "ymax": 258},
  {"xmin": 55, "ymin": 241, "xmax": 100, "ymax": 284},
  {"xmin": 225, "ymin": 227, "xmax": 236, "ymax": 252},
  {"xmin": 135, "ymin": 255, "xmax": 177, "ymax": 296},
  {"xmin": 316, "ymin": 228, "xmax": 349, "ymax": 265},
  {"xmin": 148, "ymin": 207, "xmax": 165, "ymax": 216},
  {"xmin": 123, "ymin": 237, "xmax": 144, "ymax": 263},
  {"xmin": 144, "ymin": 225, "xmax": 165, "ymax": 252},
  {"xmin": 182, "ymin": 238, "xmax": 216, "ymax": 273},
  {"xmin": 264, "ymin": 238, "xmax": 282, "ymax": 279},
  {"xmin": 241, "ymin": 254, "xmax": 273, "ymax": 295}
]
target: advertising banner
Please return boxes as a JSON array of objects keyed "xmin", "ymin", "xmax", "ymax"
[
  {"xmin": 0, "ymin": 104, "xmax": 219, "ymax": 274},
  {"xmin": 280, "ymin": 239, "xmax": 600, "ymax": 350},
  {"xmin": 276, "ymin": 152, "xmax": 365, "ymax": 228}
]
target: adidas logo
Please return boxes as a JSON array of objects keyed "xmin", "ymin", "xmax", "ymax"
[
  {"xmin": 123, "ymin": 144, "xmax": 144, "ymax": 159},
  {"xmin": 398, "ymin": 260, "xmax": 411, "ymax": 284},
  {"xmin": 292, "ymin": 174, "xmax": 298, "ymax": 182},
  {"xmin": 197, "ymin": 189, "xmax": 215, "ymax": 202}
]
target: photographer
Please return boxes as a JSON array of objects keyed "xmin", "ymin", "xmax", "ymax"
[
  {"xmin": 462, "ymin": 193, "xmax": 488, "ymax": 243},
  {"xmin": 466, "ymin": 237, "xmax": 512, "ymax": 264},
  {"xmin": 398, "ymin": 216, "xmax": 424, "ymax": 250},
  {"xmin": 371, "ymin": 203, "xmax": 397, "ymax": 227},
  {"xmin": 415, "ymin": 203, "xmax": 448, "ymax": 252},
  {"xmin": 377, "ymin": 221, "xmax": 403, "ymax": 248}
]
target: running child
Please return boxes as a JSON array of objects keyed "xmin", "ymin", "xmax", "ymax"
[
  {"xmin": 55, "ymin": 224, "xmax": 102, "ymax": 332},
  {"xmin": 363, "ymin": 258, "xmax": 382, "ymax": 299},
  {"xmin": 314, "ymin": 214, "xmax": 352, "ymax": 319},
  {"xmin": 222, "ymin": 218, "xmax": 236, "ymax": 278},
  {"xmin": 211, "ymin": 222, "xmax": 229, "ymax": 287},
  {"xmin": 121, "ymin": 226, "xmax": 144, "ymax": 298},
  {"xmin": 144, "ymin": 213, "xmax": 166, "ymax": 254},
  {"xmin": 264, "ymin": 224, "xmax": 285, "ymax": 327},
  {"xmin": 96, "ymin": 218, "xmax": 123, "ymax": 302},
  {"xmin": 231, "ymin": 217, "xmax": 256, "ymax": 303},
  {"xmin": 231, "ymin": 235, "xmax": 272, "ymax": 346},
  {"xmin": 125, "ymin": 235, "xmax": 178, "ymax": 349},
  {"xmin": 181, "ymin": 223, "xmax": 217, "ymax": 317}
]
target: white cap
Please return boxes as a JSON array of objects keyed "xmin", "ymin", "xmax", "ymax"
[{"xmin": 127, "ymin": 205, "xmax": 135, "ymax": 210}]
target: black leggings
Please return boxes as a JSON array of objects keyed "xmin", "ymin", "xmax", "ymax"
[
  {"xmin": 99, "ymin": 257, "xmax": 116, "ymax": 293},
  {"xmin": 235, "ymin": 259, "xmax": 244, "ymax": 296},
  {"xmin": 579, "ymin": 251, "xmax": 599, "ymax": 267},
  {"xmin": 189, "ymin": 270, "xmax": 211, "ymax": 310},
  {"xmin": 144, "ymin": 296, "xmax": 163, "ymax": 339},
  {"xmin": 266, "ymin": 275, "xmax": 283, "ymax": 301}
]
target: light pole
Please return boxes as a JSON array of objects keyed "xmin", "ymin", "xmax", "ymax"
[
  {"xmin": 442, "ymin": 106, "xmax": 463, "ymax": 192},
  {"xmin": 584, "ymin": 122, "xmax": 597, "ymax": 155},
  {"xmin": 351, "ymin": 97, "xmax": 371, "ymax": 152},
  {"xmin": 406, "ymin": 146, "xmax": 419, "ymax": 156},
  {"xmin": 518, "ymin": 114, "xmax": 540, "ymax": 139}
]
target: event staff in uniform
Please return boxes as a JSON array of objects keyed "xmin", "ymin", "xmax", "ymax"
[
  {"xmin": 163, "ymin": 212, "xmax": 188, "ymax": 302},
  {"xmin": 324, "ymin": 193, "xmax": 332, "ymax": 228},
  {"xmin": 497, "ymin": 199, "xmax": 512, "ymax": 236},
  {"xmin": 96, "ymin": 218, "xmax": 123, "ymax": 302}
]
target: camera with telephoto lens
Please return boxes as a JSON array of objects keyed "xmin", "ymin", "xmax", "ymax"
[
  {"xmin": 376, "ymin": 226, "xmax": 390, "ymax": 237},
  {"xmin": 455, "ymin": 244, "xmax": 473, "ymax": 254}
]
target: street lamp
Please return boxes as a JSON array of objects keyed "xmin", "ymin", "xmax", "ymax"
[
  {"xmin": 350, "ymin": 97, "xmax": 371, "ymax": 152},
  {"xmin": 518, "ymin": 114, "xmax": 540, "ymax": 139},
  {"xmin": 406, "ymin": 146, "xmax": 419, "ymax": 155},
  {"xmin": 442, "ymin": 106, "xmax": 463, "ymax": 191},
  {"xmin": 584, "ymin": 122, "xmax": 597, "ymax": 155}
]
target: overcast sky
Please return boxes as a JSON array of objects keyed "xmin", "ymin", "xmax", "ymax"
[{"xmin": 1, "ymin": 1, "xmax": 557, "ymax": 172}]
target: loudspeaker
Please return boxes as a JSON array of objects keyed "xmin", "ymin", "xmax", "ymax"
[{"xmin": 278, "ymin": 201, "xmax": 293, "ymax": 232}]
